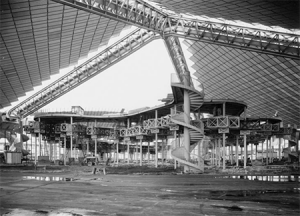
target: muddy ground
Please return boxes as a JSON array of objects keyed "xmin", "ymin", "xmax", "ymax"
[{"xmin": 0, "ymin": 164, "xmax": 299, "ymax": 216}]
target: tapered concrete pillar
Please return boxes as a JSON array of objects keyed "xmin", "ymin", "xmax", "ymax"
[
  {"xmin": 251, "ymin": 143, "xmax": 253, "ymax": 161},
  {"xmin": 279, "ymin": 138, "xmax": 281, "ymax": 159},
  {"xmin": 35, "ymin": 136, "xmax": 37, "ymax": 165},
  {"xmin": 135, "ymin": 142, "xmax": 138, "ymax": 164},
  {"xmin": 64, "ymin": 135, "xmax": 66, "ymax": 166},
  {"xmin": 155, "ymin": 110, "xmax": 158, "ymax": 168},
  {"xmin": 116, "ymin": 141, "xmax": 119, "ymax": 165},
  {"xmin": 255, "ymin": 144, "xmax": 258, "ymax": 160},
  {"xmin": 212, "ymin": 142, "xmax": 214, "ymax": 165},
  {"xmin": 218, "ymin": 138, "xmax": 221, "ymax": 167},
  {"xmin": 243, "ymin": 135, "xmax": 247, "ymax": 169},
  {"xmin": 70, "ymin": 117, "xmax": 73, "ymax": 158},
  {"xmin": 147, "ymin": 142, "xmax": 150, "ymax": 164},
  {"xmin": 140, "ymin": 139, "xmax": 142, "ymax": 166},
  {"xmin": 266, "ymin": 138, "xmax": 269, "ymax": 165},
  {"xmin": 174, "ymin": 130, "xmax": 177, "ymax": 169},
  {"xmin": 183, "ymin": 74, "xmax": 191, "ymax": 173},
  {"xmin": 236, "ymin": 136, "xmax": 239, "ymax": 167},
  {"xmin": 261, "ymin": 141, "xmax": 264, "ymax": 163},
  {"xmin": 127, "ymin": 141, "xmax": 130, "ymax": 164},
  {"xmin": 222, "ymin": 133, "xmax": 226, "ymax": 170}
]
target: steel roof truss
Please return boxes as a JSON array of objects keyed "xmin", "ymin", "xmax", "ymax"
[
  {"xmin": 52, "ymin": 0, "xmax": 300, "ymax": 59},
  {"xmin": 8, "ymin": 29, "xmax": 159, "ymax": 118}
]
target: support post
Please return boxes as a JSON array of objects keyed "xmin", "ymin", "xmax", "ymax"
[
  {"xmin": 64, "ymin": 135, "xmax": 66, "ymax": 166},
  {"xmin": 70, "ymin": 117, "xmax": 73, "ymax": 158},
  {"xmin": 236, "ymin": 136, "xmax": 239, "ymax": 167},
  {"xmin": 261, "ymin": 141, "xmax": 264, "ymax": 164},
  {"xmin": 255, "ymin": 144, "xmax": 258, "ymax": 160},
  {"xmin": 35, "ymin": 135, "xmax": 37, "ymax": 165},
  {"xmin": 222, "ymin": 133, "xmax": 226, "ymax": 170},
  {"xmin": 266, "ymin": 137, "xmax": 269, "ymax": 165},
  {"xmin": 39, "ymin": 118, "xmax": 41, "ymax": 156},
  {"xmin": 140, "ymin": 139, "xmax": 142, "ymax": 166},
  {"xmin": 243, "ymin": 135, "xmax": 247, "ymax": 169},
  {"xmin": 127, "ymin": 141, "xmax": 130, "ymax": 164},
  {"xmin": 218, "ymin": 138, "xmax": 221, "ymax": 167},
  {"xmin": 230, "ymin": 144, "xmax": 233, "ymax": 165},
  {"xmin": 147, "ymin": 142, "xmax": 150, "ymax": 164},
  {"xmin": 279, "ymin": 137, "xmax": 281, "ymax": 159},
  {"xmin": 162, "ymin": 140, "xmax": 164, "ymax": 166},
  {"xmin": 116, "ymin": 140, "xmax": 119, "ymax": 165},
  {"xmin": 155, "ymin": 110, "xmax": 158, "ymax": 168},
  {"xmin": 251, "ymin": 143, "xmax": 253, "ymax": 161}
]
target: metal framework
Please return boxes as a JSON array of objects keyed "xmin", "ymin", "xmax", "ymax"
[
  {"xmin": 52, "ymin": 0, "xmax": 300, "ymax": 59},
  {"xmin": 143, "ymin": 115, "xmax": 172, "ymax": 129},
  {"xmin": 119, "ymin": 125, "xmax": 150, "ymax": 137},
  {"xmin": 8, "ymin": 29, "xmax": 158, "ymax": 118},
  {"xmin": 206, "ymin": 116, "xmax": 240, "ymax": 129},
  {"xmin": 164, "ymin": 36, "xmax": 191, "ymax": 84}
]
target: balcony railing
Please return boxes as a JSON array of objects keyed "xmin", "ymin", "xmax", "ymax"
[{"xmin": 118, "ymin": 126, "xmax": 150, "ymax": 137}]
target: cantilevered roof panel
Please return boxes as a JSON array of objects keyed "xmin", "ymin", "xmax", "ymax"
[
  {"xmin": 183, "ymin": 40, "xmax": 300, "ymax": 126},
  {"xmin": 149, "ymin": 0, "xmax": 299, "ymax": 29},
  {"xmin": 0, "ymin": 0, "xmax": 130, "ymax": 109}
]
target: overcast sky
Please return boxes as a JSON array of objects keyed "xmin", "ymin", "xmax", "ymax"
[{"xmin": 1, "ymin": 28, "xmax": 191, "ymax": 114}]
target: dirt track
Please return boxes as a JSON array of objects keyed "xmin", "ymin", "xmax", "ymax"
[{"xmin": 0, "ymin": 165, "xmax": 299, "ymax": 216}]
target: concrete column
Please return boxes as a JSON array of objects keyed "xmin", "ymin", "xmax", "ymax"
[
  {"xmin": 38, "ymin": 118, "xmax": 42, "ymax": 156},
  {"xmin": 218, "ymin": 138, "xmax": 221, "ymax": 167},
  {"xmin": 64, "ymin": 135, "xmax": 66, "ymax": 166},
  {"xmin": 251, "ymin": 143, "xmax": 253, "ymax": 161},
  {"xmin": 35, "ymin": 135, "xmax": 37, "ymax": 165},
  {"xmin": 243, "ymin": 135, "xmax": 247, "ymax": 169},
  {"xmin": 174, "ymin": 130, "xmax": 177, "ymax": 169},
  {"xmin": 255, "ymin": 144, "xmax": 258, "ymax": 160},
  {"xmin": 94, "ymin": 138, "xmax": 97, "ymax": 157},
  {"xmin": 261, "ymin": 141, "xmax": 264, "ymax": 163},
  {"xmin": 266, "ymin": 138, "xmax": 269, "ymax": 165},
  {"xmin": 155, "ymin": 110, "xmax": 158, "ymax": 168},
  {"xmin": 221, "ymin": 101, "xmax": 227, "ymax": 170},
  {"xmin": 53, "ymin": 141, "xmax": 56, "ymax": 161},
  {"xmin": 162, "ymin": 140, "xmax": 164, "ymax": 166},
  {"xmin": 183, "ymin": 74, "xmax": 191, "ymax": 173},
  {"xmin": 70, "ymin": 117, "xmax": 73, "ymax": 158},
  {"xmin": 94, "ymin": 120, "xmax": 97, "ymax": 157},
  {"xmin": 230, "ymin": 144, "xmax": 233, "ymax": 165},
  {"xmin": 127, "ymin": 141, "xmax": 130, "ymax": 164},
  {"xmin": 211, "ymin": 141, "xmax": 214, "ymax": 165},
  {"xmin": 279, "ymin": 138, "xmax": 281, "ymax": 159},
  {"xmin": 222, "ymin": 133, "xmax": 226, "ymax": 170},
  {"xmin": 135, "ymin": 142, "xmax": 138, "ymax": 163},
  {"xmin": 236, "ymin": 136, "xmax": 239, "ymax": 167},
  {"xmin": 127, "ymin": 118, "xmax": 130, "ymax": 164},
  {"xmin": 270, "ymin": 137, "xmax": 273, "ymax": 163},
  {"xmin": 147, "ymin": 142, "xmax": 150, "ymax": 164},
  {"xmin": 87, "ymin": 140, "xmax": 89, "ymax": 155},
  {"xmin": 59, "ymin": 141, "xmax": 61, "ymax": 160},
  {"xmin": 140, "ymin": 139, "xmax": 142, "ymax": 166},
  {"xmin": 116, "ymin": 140, "xmax": 119, "ymax": 165}
]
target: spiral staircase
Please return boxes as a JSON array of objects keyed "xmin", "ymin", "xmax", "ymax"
[{"xmin": 169, "ymin": 76, "xmax": 208, "ymax": 172}]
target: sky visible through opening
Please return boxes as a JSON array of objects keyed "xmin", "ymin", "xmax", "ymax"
[{"xmin": 0, "ymin": 28, "xmax": 194, "ymax": 115}]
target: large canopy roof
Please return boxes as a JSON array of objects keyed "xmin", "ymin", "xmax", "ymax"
[
  {"xmin": 0, "ymin": 0, "xmax": 129, "ymax": 108},
  {"xmin": 0, "ymin": 0, "xmax": 299, "ymax": 125}
]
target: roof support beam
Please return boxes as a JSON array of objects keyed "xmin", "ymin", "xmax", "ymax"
[
  {"xmin": 8, "ymin": 29, "xmax": 159, "ymax": 118},
  {"xmin": 164, "ymin": 36, "xmax": 191, "ymax": 84},
  {"xmin": 52, "ymin": 0, "xmax": 300, "ymax": 59}
]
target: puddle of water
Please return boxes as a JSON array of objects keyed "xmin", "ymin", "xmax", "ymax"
[
  {"xmin": 3, "ymin": 208, "xmax": 105, "ymax": 215},
  {"xmin": 216, "ymin": 175, "xmax": 300, "ymax": 182},
  {"xmin": 22, "ymin": 176, "xmax": 75, "ymax": 182},
  {"xmin": 210, "ymin": 189, "xmax": 299, "ymax": 198}
]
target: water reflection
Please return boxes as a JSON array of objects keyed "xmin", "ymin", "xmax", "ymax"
[
  {"xmin": 217, "ymin": 175, "xmax": 299, "ymax": 182},
  {"xmin": 23, "ymin": 176, "xmax": 74, "ymax": 181}
]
